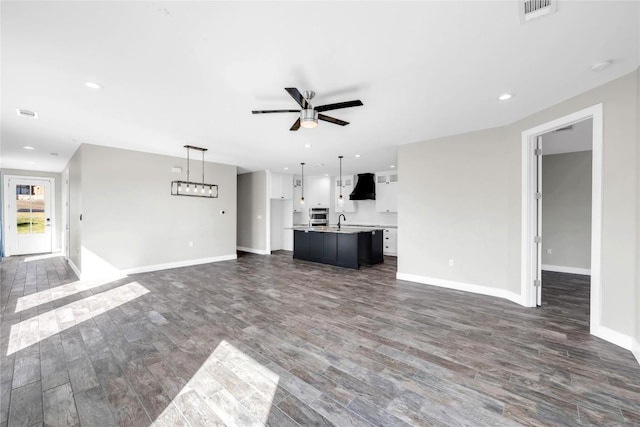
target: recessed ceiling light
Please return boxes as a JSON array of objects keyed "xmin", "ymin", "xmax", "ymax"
[
  {"xmin": 498, "ymin": 93, "xmax": 513, "ymax": 101},
  {"xmin": 591, "ymin": 60, "xmax": 612, "ymax": 72},
  {"xmin": 23, "ymin": 146, "xmax": 35, "ymax": 150},
  {"xmin": 27, "ymin": 161, "xmax": 36, "ymax": 165},
  {"xmin": 85, "ymin": 81, "xmax": 103, "ymax": 89},
  {"xmin": 355, "ymin": 154, "xmax": 361, "ymax": 158},
  {"xmin": 283, "ymin": 167, "xmax": 288, "ymax": 170},
  {"xmin": 305, "ymin": 144, "xmax": 312, "ymax": 148},
  {"xmin": 390, "ymin": 165, "xmax": 395, "ymax": 168},
  {"xmin": 324, "ymin": 173, "xmax": 329, "ymax": 177}
]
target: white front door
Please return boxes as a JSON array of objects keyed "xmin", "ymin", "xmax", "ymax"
[{"xmin": 6, "ymin": 177, "xmax": 53, "ymax": 255}]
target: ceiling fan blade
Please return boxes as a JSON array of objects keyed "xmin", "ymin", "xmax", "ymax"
[
  {"xmin": 318, "ymin": 114, "xmax": 349, "ymax": 126},
  {"xmin": 290, "ymin": 118, "xmax": 301, "ymax": 131},
  {"xmin": 315, "ymin": 100, "xmax": 363, "ymax": 112},
  {"xmin": 252, "ymin": 109, "xmax": 300, "ymax": 114},
  {"xmin": 284, "ymin": 88, "xmax": 310, "ymax": 109}
]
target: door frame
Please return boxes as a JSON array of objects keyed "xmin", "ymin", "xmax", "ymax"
[
  {"xmin": 520, "ymin": 104, "xmax": 603, "ymax": 335},
  {"xmin": 2, "ymin": 174, "xmax": 56, "ymax": 257},
  {"xmin": 62, "ymin": 168, "xmax": 70, "ymax": 260}
]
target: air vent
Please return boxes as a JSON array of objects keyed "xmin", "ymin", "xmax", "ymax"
[
  {"xmin": 519, "ymin": 0, "xmax": 557, "ymax": 23},
  {"xmin": 16, "ymin": 108, "xmax": 38, "ymax": 119}
]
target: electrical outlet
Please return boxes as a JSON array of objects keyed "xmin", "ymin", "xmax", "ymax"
[
  {"xmin": 189, "ymin": 241, "xmax": 194, "ymax": 247},
  {"xmin": 546, "ymin": 248, "xmax": 552, "ymax": 254},
  {"xmin": 449, "ymin": 259, "xmax": 454, "ymax": 267}
]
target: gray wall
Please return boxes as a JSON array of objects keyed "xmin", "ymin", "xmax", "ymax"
[
  {"xmin": 399, "ymin": 70, "xmax": 639, "ymax": 338},
  {"xmin": 1, "ymin": 168, "xmax": 63, "ymax": 252},
  {"xmin": 636, "ymin": 69, "xmax": 640, "ymax": 358},
  {"xmin": 68, "ymin": 144, "xmax": 236, "ymax": 273},
  {"xmin": 68, "ymin": 147, "xmax": 83, "ymax": 270},
  {"xmin": 237, "ymin": 171, "xmax": 267, "ymax": 252},
  {"xmin": 399, "ymin": 126, "xmax": 511, "ymax": 288},
  {"xmin": 541, "ymin": 151, "xmax": 592, "ymax": 270}
]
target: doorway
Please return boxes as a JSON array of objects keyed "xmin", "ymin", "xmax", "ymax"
[
  {"xmin": 521, "ymin": 104, "xmax": 603, "ymax": 335},
  {"xmin": 3, "ymin": 175, "xmax": 55, "ymax": 256}
]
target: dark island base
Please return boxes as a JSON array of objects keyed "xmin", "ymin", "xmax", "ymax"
[{"xmin": 293, "ymin": 230, "xmax": 384, "ymax": 269}]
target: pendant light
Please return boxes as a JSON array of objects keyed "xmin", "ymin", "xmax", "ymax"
[
  {"xmin": 300, "ymin": 162, "xmax": 305, "ymax": 205},
  {"xmin": 171, "ymin": 145, "xmax": 219, "ymax": 198},
  {"xmin": 338, "ymin": 155, "xmax": 344, "ymax": 205}
]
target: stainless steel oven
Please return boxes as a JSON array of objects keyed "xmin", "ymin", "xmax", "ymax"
[{"xmin": 309, "ymin": 208, "xmax": 329, "ymax": 226}]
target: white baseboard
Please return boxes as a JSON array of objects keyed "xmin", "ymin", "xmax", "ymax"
[
  {"xmin": 236, "ymin": 246, "xmax": 270, "ymax": 255},
  {"xmin": 541, "ymin": 264, "xmax": 591, "ymax": 276},
  {"xmin": 121, "ymin": 254, "xmax": 237, "ymax": 275},
  {"xmin": 69, "ymin": 254, "xmax": 238, "ymax": 279},
  {"xmin": 396, "ymin": 272, "xmax": 524, "ymax": 306},
  {"xmin": 633, "ymin": 338, "xmax": 640, "ymax": 366},
  {"xmin": 68, "ymin": 259, "xmax": 81, "ymax": 279},
  {"xmin": 591, "ymin": 324, "xmax": 633, "ymax": 351}
]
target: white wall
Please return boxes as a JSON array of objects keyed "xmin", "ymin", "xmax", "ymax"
[
  {"xmin": 237, "ymin": 171, "xmax": 267, "ymax": 253},
  {"xmin": 541, "ymin": 151, "xmax": 592, "ymax": 271},
  {"xmin": 68, "ymin": 144, "xmax": 236, "ymax": 275},
  {"xmin": 329, "ymin": 200, "xmax": 397, "ymax": 227},
  {"xmin": 1, "ymin": 168, "xmax": 63, "ymax": 252},
  {"xmin": 398, "ymin": 70, "xmax": 639, "ymax": 342}
]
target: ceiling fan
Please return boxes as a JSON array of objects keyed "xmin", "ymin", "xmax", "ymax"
[{"xmin": 252, "ymin": 88, "xmax": 363, "ymax": 131}]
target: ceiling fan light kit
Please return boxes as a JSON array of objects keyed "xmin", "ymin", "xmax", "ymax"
[
  {"xmin": 300, "ymin": 109, "xmax": 318, "ymax": 128},
  {"xmin": 171, "ymin": 145, "xmax": 219, "ymax": 198},
  {"xmin": 252, "ymin": 87, "xmax": 363, "ymax": 131}
]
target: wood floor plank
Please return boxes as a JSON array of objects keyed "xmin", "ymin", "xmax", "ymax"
[
  {"xmin": 74, "ymin": 385, "xmax": 116, "ymax": 427},
  {"xmin": 7, "ymin": 380, "xmax": 43, "ymax": 427},
  {"xmin": 42, "ymin": 382, "xmax": 80, "ymax": 427},
  {"xmin": 11, "ymin": 345, "xmax": 40, "ymax": 389}
]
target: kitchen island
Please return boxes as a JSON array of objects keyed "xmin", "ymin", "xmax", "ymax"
[{"xmin": 292, "ymin": 226, "xmax": 384, "ymax": 269}]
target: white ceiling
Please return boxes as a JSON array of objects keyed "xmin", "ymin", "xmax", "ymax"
[{"xmin": 1, "ymin": 1, "xmax": 638, "ymax": 177}]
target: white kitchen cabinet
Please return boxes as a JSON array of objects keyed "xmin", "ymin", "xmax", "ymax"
[
  {"xmin": 292, "ymin": 177, "xmax": 304, "ymax": 212},
  {"xmin": 375, "ymin": 171, "xmax": 398, "ymax": 213},
  {"xmin": 383, "ymin": 227, "xmax": 397, "ymax": 255},
  {"xmin": 269, "ymin": 172, "xmax": 293, "ymax": 199},
  {"xmin": 305, "ymin": 176, "xmax": 331, "ymax": 208},
  {"xmin": 334, "ymin": 175, "xmax": 356, "ymax": 213}
]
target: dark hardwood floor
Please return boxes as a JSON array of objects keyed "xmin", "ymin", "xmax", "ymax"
[{"xmin": 1, "ymin": 252, "xmax": 639, "ymax": 426}]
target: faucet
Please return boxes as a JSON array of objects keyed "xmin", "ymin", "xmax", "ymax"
[{"xmin": 337, "ymin": 214, "xmax": 346, "ymax": 229}]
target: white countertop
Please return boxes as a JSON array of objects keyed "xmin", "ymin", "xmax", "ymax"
[{"xmin": 290, "ymin": 226, "xmax": 383, "ymax": 234}]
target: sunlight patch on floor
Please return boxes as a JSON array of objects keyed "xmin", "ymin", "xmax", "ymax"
[
  {"xmin": 6, "ymin": 281, "xmax": 148, "ymax": 356},
  {"xmin": 15, "ymin": 274, "xmax": 126, "ymax": 313},
  {"xmin": 23, "ymin": 252, "xmax": 65, "ymax": 262},
  {"xmin": 153, "ymin": 340, "xmax": 280, "ymax": 426}
]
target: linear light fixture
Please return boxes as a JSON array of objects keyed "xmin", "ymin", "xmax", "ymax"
[{"xmin": 171, "ymin": 145, "xmax": 218, "ymax": 198}]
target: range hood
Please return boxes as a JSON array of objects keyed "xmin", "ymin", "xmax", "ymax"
[{"xmin": 349, "ymin": 173, "xmax": 376, "ymax": 200}]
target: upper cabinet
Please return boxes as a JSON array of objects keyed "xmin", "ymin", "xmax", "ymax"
[
  {"xmin": 292, "ymin": 175, "xmax": 330, "ymax": 211},
  {"xmin": 335, "ymin": 175, "xmax": 356, "ymax": 213},
  {"xmin": 305, "ymin": 176, "xmax": 331, "ymax": 208},
  {"xmin": 269, "ymin": 172, "xmax": 293, "ymax": 199},
  {"xmin": 375, "ymin": 170, "xmax": 398, "ymax": 213},
  {"xmin": 293, "ymin": 177, "xmax": 304, "ymax": 212}
]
